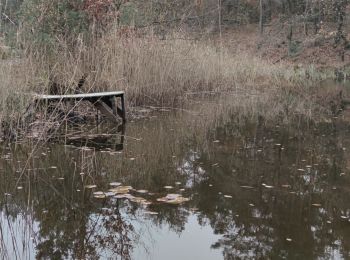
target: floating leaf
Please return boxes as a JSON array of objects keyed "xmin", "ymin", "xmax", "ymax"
[
  {"xmin": 130, "ymin": 196, "xmax": 151, "ymax": 205},
  {"xmin": 109, "ymin": 182, "xmax": 121, "ymax": 187},
  {"xmin": 85, "ymin": 185, "xmax": 97, "ymax": 189},
  {"xmin": 144, "ymin": 211, "xmax": 158, "ymax": 215},
  {"xmin": 93, "ymin": 191, "xmax": 106, "ymax": 199},
  {"xmin": 115, "ymin": 193, "xmax": 135, "ymax": 199},
  {"xmin": 109, "ymin": 186, "xmax": 132, "ymax": 194},
  {"xmin": 262, "ymin": 183, "xmax": 274, "ymax": 189},
  {"xmin": 157, "ymin": 194, "xmax": 190, "ymax": 205},
  {"xmin": 240, "ymin": 186, "xmax": 254, "ymax": 189},
  {"xmin": 136, "ymin": 189, "xmax": 148, "ymax": 194},
  {"xmin": 104, "ymin": 192, "xmax": 115, "ymax": 197}
]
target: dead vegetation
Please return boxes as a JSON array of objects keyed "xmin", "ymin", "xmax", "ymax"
[{"xmin": 0, "ymin": 28, "xmax": 340, "ymax": 139}]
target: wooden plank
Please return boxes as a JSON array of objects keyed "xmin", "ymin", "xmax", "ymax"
[
  {"xmin": 35, "ymin": 91, "xmax": 124, "ymax": 100},
  {"xmin": 93, "ymin": 100, "xmax": 119, "ymax": 121}
]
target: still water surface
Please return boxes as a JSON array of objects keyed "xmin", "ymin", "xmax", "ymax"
[{"xmin": 1, "ymin": 97, "xmax": 350, "ymax": 259}]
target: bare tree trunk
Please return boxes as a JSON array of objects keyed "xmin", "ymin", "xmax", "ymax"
[
  {"xmin": 304, "ymin": 0, "xmax": 309, "ymax": 35},
  {"xmin": 259, "ymin": 0, "xmax": 263, "ymax": 35}
]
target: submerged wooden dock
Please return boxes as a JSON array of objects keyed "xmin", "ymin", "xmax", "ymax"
[{"xmin": 35, "ymin": 91, "xmax": 126, "ymax": 122}]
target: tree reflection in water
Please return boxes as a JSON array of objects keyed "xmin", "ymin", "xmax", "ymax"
[{"xmin": 1, "ymin": 107, "xmax": 350, "ymax": 259}]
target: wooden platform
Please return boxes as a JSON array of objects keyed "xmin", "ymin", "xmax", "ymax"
[{"xmin": 35, "ymin": 91, "xmax": 126, "ymax": 122}]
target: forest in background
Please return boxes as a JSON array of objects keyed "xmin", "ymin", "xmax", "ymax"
[{"xmin": 0, "ymin": 0, "xmax": 349, "ymax": 65}]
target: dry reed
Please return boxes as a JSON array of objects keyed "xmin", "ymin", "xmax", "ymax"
[{"xmin": 0, "ymin": 30, "xmax": 335, "ymax": 137}]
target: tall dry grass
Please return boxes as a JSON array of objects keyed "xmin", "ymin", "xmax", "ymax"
[
  {"xmin": 27, "ymin": 30, "xmax": 330, "ymax": 104},
  {"xmin": 0, "ymin": 30, "xmax": 334, "ymax": 137}
]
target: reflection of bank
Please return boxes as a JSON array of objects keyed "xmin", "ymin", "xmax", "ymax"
[{"xmin": 64, "ymin": 123, "xmax": 125, "ymax": 151}]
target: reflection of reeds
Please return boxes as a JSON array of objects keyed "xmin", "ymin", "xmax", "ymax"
[{"xmin": 0, "ymin": 210, "xmax": 37, "ymax": 260}]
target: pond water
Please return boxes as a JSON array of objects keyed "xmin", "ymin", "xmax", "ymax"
[{"xmin": 1, "ymin": 96, "xmax": 350, "ymax": 259}]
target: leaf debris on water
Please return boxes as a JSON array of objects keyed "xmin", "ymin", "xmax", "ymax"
[
  {"xmin": 144, "ymin": 211, "xmax": 158, "ymax": 215},
  {"xmin": 136, "ymin": 189, "xmax": 148, "ymax": 194},
  {"xmin": 109, "ymin": 182, "xmax": 121, "ymax": 187},
  {"xmin": 129, "ymin": 196, "xmax": 151, "ymax": 205},
  {"xmin": 262, "ymin": 183, "xmax": 274, "ymax": 189},
  {"xmin": 157, "ymin": 194, "xmax": 190, "ymax": 205},
  {"xmin": 115, "ymin": 193, "xmax": 135, "ymax": 199},
  {"xmin": 240, "ymin": 186, "xmax": 254, "ymax": 189},
  {"xmin": 281, "ymin": 184, "xmax": 291, "ymax": 188},
  {"xmin": 85, "ymin": 185, "xmax": 97, "ymax": 189},
  {"xmin": 93, "ymin": 191, "xmax": 106, "ymax": 199},
  {"xmin": 109, "ymin": 186, "xmax": 133, "ymax": 194}
]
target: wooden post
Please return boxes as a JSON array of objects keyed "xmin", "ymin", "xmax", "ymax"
[{"xmin": 121, "ymin": 94, "xmax": 126, "ymax": 123}]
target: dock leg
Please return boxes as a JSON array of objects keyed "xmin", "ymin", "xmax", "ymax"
[
  {"xmin": 116, "ymin": 94, "xmax": 126, "ymax": 123},
  {"xmin": 121, "ymin": 94, "xmax": 126, "ymax": 123},
  {"xmin": 110, "ymin": 97, "xmax": 117, "ymax": 117}
]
